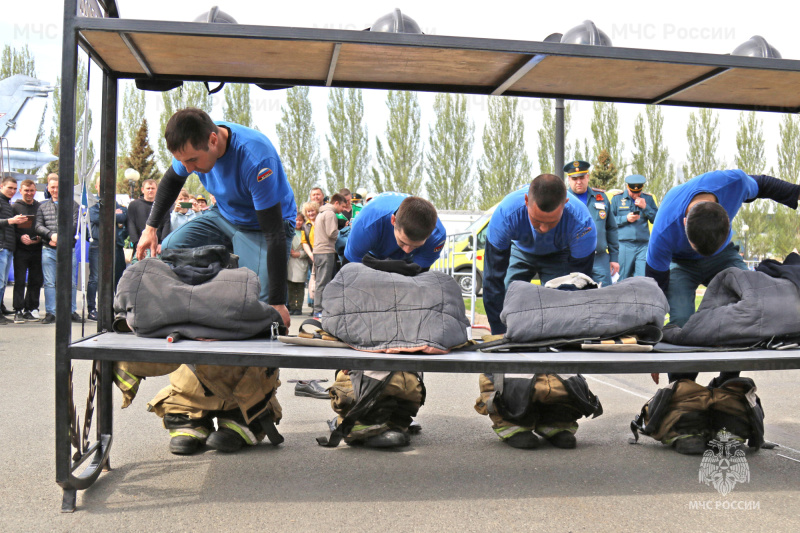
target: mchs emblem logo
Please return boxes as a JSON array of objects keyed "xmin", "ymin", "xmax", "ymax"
[{"xmin": 699, "ymin": 429, "xmax": 750, "ymax": 496}]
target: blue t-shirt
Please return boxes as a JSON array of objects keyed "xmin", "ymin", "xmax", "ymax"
[
  {"xmin": 171, "ymin": 121, "xmax": 297, "ymax": 229},
  {"xmin": 486, "ymin": 187, "xmax": 597, "ymax": 258},
  {"xmin": 344, "ymin": 192, "xmax": 447, "ymax": 268},
  {"xmin": 646, "ymin": 169, "xmax": 759, "ymax": 272}
]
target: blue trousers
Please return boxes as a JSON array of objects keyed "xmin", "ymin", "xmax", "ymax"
[
  {"xmin": 666, "ymin": 242, "xmax": 746, "ymax": 383},
  {"xmin": 592, "ymin": 251, "xmax": 612, "ymax": 287},
  {"xmin": 161, "ymin": 206, "xmax": 294, "ymax": 303},
  {"xmin": 42, "ymin": 246, "xmax": 78, "ymax": 315},
  {"xmin": 618, "ymin": 241, "xmax": 647, "ymax": 280},
  {"xmin": 505, "ymin": 244, "xmax": 570, "ymax": 288},
  {"xmin": 0, "ymin": 248, "xmax": 11, "ymax": 306}
]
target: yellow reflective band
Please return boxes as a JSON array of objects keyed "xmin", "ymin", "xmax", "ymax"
[
  {"xmin": 495, "ymin": 426, "xmax": 527, "ymax": 439},
  {"xmin": 169, "ymin": 427, "xmax": 209, "ymax": 440},
  {"xmin": 220, "ymin": 421, "xmax": 256, "ymax": 445},
  {"xmin": 113, "ymin": 370, "xmax": 138, "ymax": 390}
]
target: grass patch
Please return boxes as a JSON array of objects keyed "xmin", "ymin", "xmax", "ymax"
[{"xmin": 464, "ymin": 298, "xmax": 486, "ymax": 315}]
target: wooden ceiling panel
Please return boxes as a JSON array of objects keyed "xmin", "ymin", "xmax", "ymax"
[
  {"xmin": 333, "ymin": 43, "xmax": 522, "ymax": 88},
  {"xmin": 673, "ymin": 68, "xmax": 800, "ymax": 109},
  {"xmin": 511, "ymin": 55, "xmax": 716, "ymax": 100},
  {"xmin": 128, "ymin": 33, "xmax": 335, "ymax": 80},
  {"xmin": 80, "ymin": 30, "xmax": 146, "ymax": 75}
]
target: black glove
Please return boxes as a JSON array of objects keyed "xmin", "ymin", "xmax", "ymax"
[{"xmin": 362, "ymin": 254, "xmax": 422, "ymax": 277}]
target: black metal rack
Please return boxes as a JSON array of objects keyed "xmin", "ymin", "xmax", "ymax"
[{"xmin": 56, "ymin": 0, "xmax": 800, "ymax": 512}]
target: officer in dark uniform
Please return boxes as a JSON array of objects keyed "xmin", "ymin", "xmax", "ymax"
[
  {"xmin": 564, "ymin": 160, "xmax": 619, "ymax": 287},
  {"xmin": 610, "ymin": 174, "xmax": 658, "ymax": 279}
]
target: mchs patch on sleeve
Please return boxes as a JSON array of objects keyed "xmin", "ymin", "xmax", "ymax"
[
  {"xmin": 433, "ymin": 240, "xmax": 446, "ymax": 253},
  {"xmin": 257, "ymin": 168, "xmax": 273, "ymax": 182}
]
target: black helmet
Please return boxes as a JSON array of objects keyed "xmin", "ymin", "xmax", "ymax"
[
  {"xmin": 193, "ymin": 6, "xmax": 237, "ymax": 24},
  {"xmin": 560, "ymin": 20, "xmax": 612, "ymax": 47},
  {"xmin": 732, "ymin": 36, "xmax": 781, "ymax": 59},
  {"xmin": 368, "ymin": 8, "xmax": 422, "ymax": 34}
]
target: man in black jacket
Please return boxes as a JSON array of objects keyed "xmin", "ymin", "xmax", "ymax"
[
  {"xmin": 35, "ymin": 174, "xmax": 83, "ymax": 324},
  {"xmin": 127, "ymin": 178, "xmax": 169, "ymax": 257},
  {"xmin": 11, "ymin": 179, "xmax": 43, "ymax": 323},
  {"xmin": 0, "ymin": 177, "xmax": 29, "ymax": 325}
]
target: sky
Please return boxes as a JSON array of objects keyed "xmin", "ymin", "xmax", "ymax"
[{"xmin": 2, "ymin": 0, "xmax": 800, "ymax": 190}]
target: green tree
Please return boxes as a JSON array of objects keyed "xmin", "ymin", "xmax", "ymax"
[
  {"xmin": 371, "ymin": 91, "xmax": 424, "ymax": 194},
  {"xmin": 536, "ymin": 98, "xmax": 573, "ymax": 175},
  {"xmin": 477, "ymin": 96, "xmax": 532, "ymax": 210},
  {"xmin": 325, "ymin": 88, "xmax": 370, "ymax": 194},
  {"xmin": 276, "ymin": 86, "xmax": 322, "ymax": 204},
  {"xmin": 777, "ymin": 114, "xmax": 800, "ymax": 183},
  {"xmin": 120, "ymin": 119, "xmax": 159, "ymax": 197},
  {"xmin": 769, "ymin": 115, "xmax": 800, "ymax": 258},
  {"xmin": 731, "ymin": 112, "xmax": 769, "ymax": 259},
  {"xmin": 590, "ymin": 102, "xmax": 624, "ymax": 188},
  {"xmin": 47, "ymin": 57, "xmax": 94, "ymax": 183},
  {"xmin": 0, "ymin": 44, "xmax": 36, "ymax": 78},
  {"xmin": 117, "ymin": 81, "xmax": 147, "ymax": 178},
  {"xmin": 223, "ymin": 83, "xmax": 253, "ymax": 127},
  {"xmin": 426, "ymin": 93, "xmax": 475, "ymax": 209},
  {"xmin": 682, "ymin": 108, "xmax": 723, "ymax": 181},
  {"xmin": 630, "ymin": 105, "xmax": 675, "ymax": 201},
  {"xmin": 589, "ymin": 149, "xmax": 618, "ymax": 190}
]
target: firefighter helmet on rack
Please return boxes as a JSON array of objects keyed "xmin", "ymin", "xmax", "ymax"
[{"xmin": 368, "ymin": 9, "xmax": 422, "ymax": 34}]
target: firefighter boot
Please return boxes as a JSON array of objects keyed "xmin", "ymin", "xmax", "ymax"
[{"xmin": 165, "ymin": 414, "xmax": 213, "ymax": 455}]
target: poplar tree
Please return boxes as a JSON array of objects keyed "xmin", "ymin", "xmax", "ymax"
[
  {"xmin": 477, "ymin": 96, "xmax": 532, "ymax": 210},
  {"xmin": 223, "ymin": 83, "xmax": 253, "ymax": 128},
  {"xmin": 0, "ymin": 44, "xmax": 36, "ymax": 78},
  {"xmin": 732, "ymin": 112, "xmax": 769, "ymax": 258},
  {"xmin": 325, "ymin": 88, "xmax": 370, "ymax": 194},
  {"xmin": 771, "ymin": 115, "xmax": 800, "ymax": 258},
  {"xmin": 371, "ymin": 91, "xmax": 423, "ymax": 194},
  {"xmin": 630, "ymin": 105, "xmax": 675, "ymax": 201},
  {"xmin": 683, "ymin": 108, "xmax": 723, "ymax": 181},
  {"xmin": 47, "ymin": 57, "xmax": 94, "ymax": 182},
  {"xmin": 590, "ymin": 102, "xmax": 625, "ymax": 187},
  {"xmin": 117, "ymin": 81, "xmax": 147, "ymax": 178},
  {"xmin": 426, "ymin": 93, "xmax": 475, "ymax": 209},
  {"xmin": 276, "ymin": 86, "xmax": 322, "ymax": 204},
  {"xmin": 536, "ymin": 98, "xmax": 573, "ymax": 175},
  {"xmin": 120, "ymin": 119, "xmax": 159, "ymax": 195}
]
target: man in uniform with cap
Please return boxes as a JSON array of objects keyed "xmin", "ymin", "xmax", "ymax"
[
  {"xmin": 564, "ymin": 160, "xmax": 619, "ymax": 287},
  {"xmin": 611, "ymin": 174, "xmax": 658, "ymax": 279}
]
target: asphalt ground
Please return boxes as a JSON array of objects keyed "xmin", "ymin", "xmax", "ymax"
[{"xmin": 1, "ymin": 289, "xmax": 799, "ymax": 532}]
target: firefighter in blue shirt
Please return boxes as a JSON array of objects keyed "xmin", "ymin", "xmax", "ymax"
[
  {"xmin": 344, "ymin": 192, "xmax": 446, "ymax": 269},
  {"xmin": 611, "ymin": 174, "xmax": 658, "ymax": 279},
  {"xmin": 564, "ymin": 160, "xmax": 619, "ymax": 287},
  {"xmin": 477, "ymin": 174, "xmax": 598, "ymax": 450},
  {"xmin": 646, "ymin": 169, "xmax": 800, "ymax": 386},
  {"xmin": 483, "ymin": 174, "xmax": 597, "ymax": 335}
]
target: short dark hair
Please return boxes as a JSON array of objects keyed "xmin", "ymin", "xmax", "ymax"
[
  {"xmin": 20, "ymin": 179, "xmax": 37, "ymax": 189},
  {"xmin": 395, "ymin": 197, "xmax": 437, "ymax": 242},
  {"xmin": 686, "ymin": 201, "xmax": 729, "ymax": 256},
  {"xmin": 165, "ymin": 108, "xmax": 219, "ymax": 153},
  {"xmin": 338, "ymin": 187, "xmax": 351, "ymax": 196},
  {"xmin": 1, "ymin": 176, "xmax": 17, "ymax": 186},
  {"xmin": 330, "ymin": 193, "xmax": 347, "ymax": 205},
  {"xmin": 528, "ymin": 174, "xmax": 566, "ymax": 212}
]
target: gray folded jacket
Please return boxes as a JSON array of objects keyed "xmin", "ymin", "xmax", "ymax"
[
  {"xmin": 662, "ymin": 267, "xmax": 800, "ymax": 346},
  {"xmin": 321, "ymin": 263, "xmax": 470, "ymax": 354},
  {"xmin": 113, "ymin": 258, "xmax": 280, "ymax": 340},
  {"xmin": 501, "ymin": 276, "xmax": 669, "ymax": 343}
]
